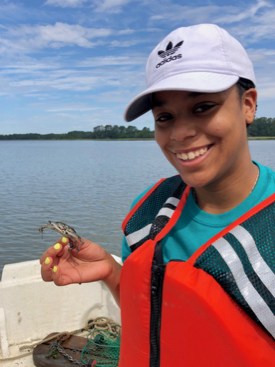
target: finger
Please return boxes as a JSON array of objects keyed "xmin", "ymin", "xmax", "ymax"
[
  {"xmin": 60, "ymin": 236, "xmax": 70, "ymax": 247},
  {"xmin": 40, "ymin": 237, "xmax": 69, "ymax": 264},
  {"xmin": 40, "ymin": 242, "xmax": 68, "ymax": 282},
  {"xmin": 51, "ymin": 265, "xmax": 70, "ymax": 286},
  {"xmin": 41, "ymin": 256, "xmax": 54, "ymax": 281},
  {"xmin": 54, "ymin": 237, "xmax": 69, "ymax": 257}
]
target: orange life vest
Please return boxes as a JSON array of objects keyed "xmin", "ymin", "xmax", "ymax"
[{"xmin": 119, "ymin": 175, "xmax": 275, "ymax": 367}]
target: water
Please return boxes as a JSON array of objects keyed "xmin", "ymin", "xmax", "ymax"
[
  {"xmin": 1, "ymin": 140, "xmax": 274, "ymax": 278},
  {"xmin": 0, "ymin": 140, "xmax": 177, "ymax": 277}
]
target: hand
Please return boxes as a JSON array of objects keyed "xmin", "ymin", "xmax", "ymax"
[{"xmin": 40, "ymin": 237, "xmax": 120, "ymax": 286}]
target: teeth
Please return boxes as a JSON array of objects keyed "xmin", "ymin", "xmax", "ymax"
[
  {"xmin": 182, "ymin": 153, "xmax": 188, "ymax": 160},
  {"xmin": 177, "ymin": 147, "xmax": 208, "ymax": 161}
]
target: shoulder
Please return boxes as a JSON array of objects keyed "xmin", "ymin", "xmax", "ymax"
[
  {"xmin": 257, "ymin": 161, "xmax": 275, "ymax": 182},
  {"xmin": 121, "ymin": 175, "xmax": 185, "ymax": 262},
  {"xmin": 255, "ymin": 161, "xmax": 275, "ymax": 196},
  {"xmin": 129, "ymin": 175, "xmax": 184, "ymax": 209},
  {"xmin": 129, "ymin": 183, "xmax": 156, "ymax": 209}
]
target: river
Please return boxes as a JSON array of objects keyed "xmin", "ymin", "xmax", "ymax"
[{"xmin": 1, "ymin": 139, "xmax": 274, "ymax": 277}]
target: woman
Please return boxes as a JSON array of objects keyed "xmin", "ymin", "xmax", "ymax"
[{"xmin": 41, "ymin": 24, "xmax": 275, "ymax": 366}]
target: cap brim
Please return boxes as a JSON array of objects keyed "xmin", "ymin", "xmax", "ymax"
[{"xmin": 124, "ymin": 72, "xmax": 239, "ymax": 122}]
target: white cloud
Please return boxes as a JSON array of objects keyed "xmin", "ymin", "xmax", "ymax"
[
  {"xmin": 1, "ymin": 0, "xmax": 275, "ymax": 134},
  {"xmin": 77, "ymin": 55, "xmax": 146, "ymax": 67},
  {"xmin": 149, "ymin": 4, "xmax": 224, "ymax": 25},
  {"xmin": 148, "ymin": 1, "xmax": 275, "ymax": 36},
  {"xmin": 0, "ymin": 22, "xmax": 141, "ymax": 57},
  {"xmin": 146, "ymin": 1, "xmax": 275, "ymax": 50},
  {"xmin": 150, "ymin": 15, "xmax": 165, "ymax": 20},
  {"xmin": 4, "ymin": 23, "xmax": 112, "ymax": 51},
  {"xmin": 44, "ymin": 0, "xmax": 87, "ymax": 7},
  {"xmin": 228, "ymin": 18, "xmax": 275, "ymax": 45},
  {"xmin": 110, "ymin": 40, "xmax": 142, "ymax": 48},
  {"xmin": 0, "ymin": 52, "xmax": 146, "ymax": 99},
  {"xmin": 93, "ymin": 0, "xmax": 131, "ymax": 13},
  {"xmin": 44, "ymin": 0, "xmax": 132, "ymax": 12},
  {"xmin": 9, "ymin": 74, "xmax": 119, "ymax": 92},
  {"xmin": 117, "ymin": 29, "xmax": 135, "ymax": 35},
  {"xmin": 247, "ymin": 48, "xmax": 275, "ymax": 63},
  {"xmin": 213, "ymin": 0, "xmax": 272, "ymax": 24},
  {"xmin": 47, "ymin": 106, "xmax": 102, "ymax": 112}
]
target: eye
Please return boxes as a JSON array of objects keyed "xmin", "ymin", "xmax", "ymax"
[
  {"xmin": 155, "ymin": 113, "xmax": 173, "ymax": 123},
  {"xmin": 193, "ymin": 103, "xmax": 216, "ymax": 114}
]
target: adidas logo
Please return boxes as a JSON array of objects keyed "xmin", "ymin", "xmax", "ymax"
[
  {"xmin": 156, "ymin": 40, "xmax": 184, "ymax": 68},
  {"xmin": 158, "ymin": 41, "xmax": 184, "ymax": 58}
]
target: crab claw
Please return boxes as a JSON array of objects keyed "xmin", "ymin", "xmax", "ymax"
[{"xmin": 68, "ymin": 238, "xmax": 83, "ymax": 252}]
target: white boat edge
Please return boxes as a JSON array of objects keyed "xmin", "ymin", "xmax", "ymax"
[{"xmin": 0, "ymin": 256, "xmax": 121, "ymax": 366}]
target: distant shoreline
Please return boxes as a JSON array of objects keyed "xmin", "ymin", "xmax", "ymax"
[
  {"xmin": 0, "ymin": 138, "xmax": 156, "ymax": 141},
  {"xmin": 1, "ymin": 137, "xmax": 275, "ymax": 141},
  {"xmin": 1, "ymin": 117, "xmax": 275, "ymax": 140},
  {"xmin": 248, "ymin": 137, "xmax": 275, "ymax": 140},
  {"xmin": 1, "ymin": 118, "xmax": 275, "ymax": 140}
]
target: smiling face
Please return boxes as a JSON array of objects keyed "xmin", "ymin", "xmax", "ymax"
[{"xmin": 153, "ymin": 85, "xmax": 257, "ymax": 190}]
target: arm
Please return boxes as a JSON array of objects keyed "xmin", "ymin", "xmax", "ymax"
[{"xmin": 40, "ymin": 237, "xmax": 122, "ymax": 306}]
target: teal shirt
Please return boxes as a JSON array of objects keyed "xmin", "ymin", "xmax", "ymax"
[{"xmin": 121, "ymin": 162, "xmax": 275, "ymax": 263}]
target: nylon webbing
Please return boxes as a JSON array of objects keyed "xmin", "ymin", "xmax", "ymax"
[{"xmin": 194, "ymin": 199, "xmax": 275, "ymax": 339}]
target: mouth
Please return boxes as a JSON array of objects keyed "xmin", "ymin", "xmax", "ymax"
[{"xmin": 175, "ymin": 145, "xmax": 212, "ymax": 162}]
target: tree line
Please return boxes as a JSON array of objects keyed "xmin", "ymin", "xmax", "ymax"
[
  {"xmin": 0, "ymin": 125, "xmax": 154, "ymax": 140},
  {"xmin": 247, "ymin": 117, "xmax": 275, "ymax": 137},
  {"xmin": 1, "ymin": 118, "xmax": 275, "ymax": 140}
]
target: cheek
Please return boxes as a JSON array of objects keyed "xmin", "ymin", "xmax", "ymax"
[
  {"xmin": 154, "ymin": 128, "xmax": 174, "ymax": 161},
  {"xmin": 207, "ymin": 115, "xmax": 234, "ymax": 138},
  {"xmin": 154, "ymin": 127, "xmax": 167, "ymax": 148}
]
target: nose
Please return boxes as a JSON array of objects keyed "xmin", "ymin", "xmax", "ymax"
[{"xmin": 170, "ymin": 117, "xmax": 197, "ymax": 141}]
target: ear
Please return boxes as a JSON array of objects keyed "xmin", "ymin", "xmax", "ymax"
[{"xmin": 243, "ymin": 89, "xmax": 257, "ymax": 126}]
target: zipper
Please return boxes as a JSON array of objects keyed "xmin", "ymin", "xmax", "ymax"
[{"xmin": 150, "ymin": 241, "xmax": 166, "ymax": 367}]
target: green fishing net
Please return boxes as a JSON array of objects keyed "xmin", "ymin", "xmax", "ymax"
[{"xmin": 81, "ymin": 328, "xmax": 121, "ymax": 367}]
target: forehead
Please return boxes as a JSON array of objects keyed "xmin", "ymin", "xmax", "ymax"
[
  {"xmin": 151, "ymin": 87, "xmax": 237, "ymax": 108},
  {"xmin": 152, "ymin": 91, "xmax": 203, "ymax": 106}
]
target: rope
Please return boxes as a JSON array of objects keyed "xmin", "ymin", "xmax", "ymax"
[
  {"xmin": 0, "ymin": 317, "xmax": 119, "ymax": 363},
  {"xmin": 0, "ymin": 351, "xmax": 33, "ymax": 363}
]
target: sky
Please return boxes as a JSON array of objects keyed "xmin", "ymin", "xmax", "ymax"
[{"xmin": 0, "ymin": 0, "xmax": 275, "ymax": 134}]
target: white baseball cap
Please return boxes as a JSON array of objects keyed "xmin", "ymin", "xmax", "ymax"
[{"xmin": 124, "ymin": 24, "xmax": 256, "ymax": 122}]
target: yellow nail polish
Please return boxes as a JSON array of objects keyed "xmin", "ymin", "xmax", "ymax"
[
  {"xmin": 62, "ymin": 237, "xmax": 68, "ymax": 243},
  {"xmin": 45, "ymin": 257, "xmax": 50, "ymax": 264},
  {"xmin": 53, "ymin": 266, "xmax": 58, "ymax": 273},
  {"xmin": 54, "ymin": 243, "xmax": 61, "ymax": 250}
]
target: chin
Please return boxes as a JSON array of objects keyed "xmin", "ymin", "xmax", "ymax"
[{"xmin": 179, "ymin": 173, "xmax": 211, "ymax": 188}]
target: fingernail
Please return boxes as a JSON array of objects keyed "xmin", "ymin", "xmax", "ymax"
[
  {"xmin": 62, "ymin": 237, "xmax": 68, "ymax": 243},
  {"xmin": 45, "ymin": 257, "xmax": 50, "ymax": 264},
  {"xmin": 54, "ymin": 243, "xmax": 61, "ymax": 250},
  {"xmin": 53, "ymin": 266, "xmax": 58, "ymax": 273}
]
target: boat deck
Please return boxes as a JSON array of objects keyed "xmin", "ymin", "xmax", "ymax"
[{"xmin": 0, "ymin": 257, "xmax": 121, "ymax": 366}]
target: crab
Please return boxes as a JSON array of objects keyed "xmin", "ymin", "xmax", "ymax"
[{"xmin": 39, "ymin": 221, "xmax": 84, "ymax": 252}]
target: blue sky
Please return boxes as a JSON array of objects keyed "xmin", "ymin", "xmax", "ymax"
[{"xmin": 0, "ymin": 0, "xmax": 275, "ymax": 134}]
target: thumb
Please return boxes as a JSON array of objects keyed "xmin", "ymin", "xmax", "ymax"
[{"xmin": 51, "ymin": 265, "xmax": 68, "ymax": 286}]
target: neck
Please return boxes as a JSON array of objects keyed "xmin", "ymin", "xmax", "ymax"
[{"xmin": 193, "ymin": 161, "xmax": 259, "ymax": 214}]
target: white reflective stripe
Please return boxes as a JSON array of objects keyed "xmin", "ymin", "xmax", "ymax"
[
  {"xmin": 213, "ymin": 237, "xmax": 275, "ymax": 338},
  {"xmin": 165, "ymin": 197, "xmax": 179, "ymax": 207},
  {"xmin": 125, "ymin": 197, "xmax": 179, "ymax": 247},
  {"xmin": 157, "ymin": 207, "xmax": 174, "ymax": 218},
  {"xmin": 230, "ymin": 226, "xmax": 275, "ymax": 298},
  {"xmin": 126, "ymin": 223, "xmax": 152, "ymax": 247}
]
